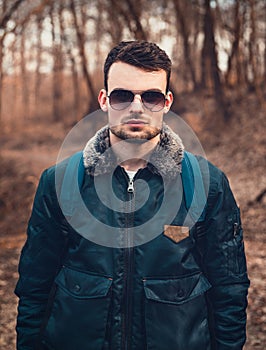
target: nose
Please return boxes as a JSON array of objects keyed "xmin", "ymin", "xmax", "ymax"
[{"xmin": 129, "ymin": 94, "xmax": 144, "ymax": 113}]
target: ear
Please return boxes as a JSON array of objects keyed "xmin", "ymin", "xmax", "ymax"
[
  {"xmin": 98, "ymin": 89, "xmax": 108, "ymax": 112},
  {"xmin": 164, "ymin": 91, "xmax": 173, "ymax": 113}
]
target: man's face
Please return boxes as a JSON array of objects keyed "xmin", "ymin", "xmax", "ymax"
[{"xmin": 98, "ymin": 62, "xmax": 173, "ymax": 143}]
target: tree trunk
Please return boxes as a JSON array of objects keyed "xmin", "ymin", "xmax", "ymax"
[
  {"xmin": 60, "ymin": 1, "xmax": 81, "ymax": 122},
  {"xmin": 248, "ymin": 0, "xmax": 257, "ymax": 88},
  {"xmin": 124, "ymin": 0, "xmax": 147, "ymax": 40},
  {"xmin": 0, "ymin": 35, "xmax": 4, "ymax": 122},
  {"xmin": 201, "ymin": 0, "xmax": 229, "ymax": 121},
  {"xmin": 20, "ymin": 28, "xmax": 30, "ymax": 120},
  {"xmin": 50, "ymin": 2, "xmax": 63, "ymax": 122},
  {"xmin": 108, "ymin": 0, "xmax": 147, "ymax": 41},
  {"xmin": 0, "ymin": 0, "xmax": 8, "ymax": 122},
  {"xmin": 248, "ymin": 0, "xmax": 264, "ymax": 104},
  {"xmin": 264, "ymin": 3, "xmax": 266, "ymax": 88},
  {"xmin": 172, "ymin": 0, "xmax": 197, "ymax": 90},
  {"xmin": 70, "ymin": 0, "xmax": 98, "ymax": 114},
  {"xmin": 225, "ymin": 0, "xmax": 241, "ymax": 86},
  {"xmin": 34, "ymin": 15, "xmax": 43, "ymax": 120},
  {"xmin": 105, "ymin": 0, "xmax": 123, "ymax": 45},
  {"xmin": 0, "ymin": 0, "xmax": 26, "ymax": 29}
]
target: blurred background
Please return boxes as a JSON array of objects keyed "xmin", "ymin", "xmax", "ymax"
[{"xmin": 0, "ymin": 0, "xmax": 265, "ymax": 349}]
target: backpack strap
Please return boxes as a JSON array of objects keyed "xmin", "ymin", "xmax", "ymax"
[
  {"xmin": 59, "ymin": 151, "xmax": 85, "ymax": 218},
  {"xmin": 181, "ymin": 151, "xmax": 207, "ymax": 223}
]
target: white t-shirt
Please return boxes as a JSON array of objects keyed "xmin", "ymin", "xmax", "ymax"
[{"xmin": 125, "ymin": 170, "xmax": 137, "ymax": 182}]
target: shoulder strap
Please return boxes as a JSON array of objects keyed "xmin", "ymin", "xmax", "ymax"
[
  {"xmin": 59, "ymin": 151, "xmax": 85, "ymax": 218},
  {"xmin": 181, "ymin": 151, "xmax": 207, "ymax": 223}
]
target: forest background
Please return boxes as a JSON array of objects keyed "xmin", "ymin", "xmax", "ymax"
[{"xmin": 0, "ymin": 0, "xmax": 265, "ymax": 349}]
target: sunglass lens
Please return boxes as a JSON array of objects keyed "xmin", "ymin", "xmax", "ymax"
[
  {"xmin": 142, "ymin": 91, "xmax": 165, "ymax": 111},
  {"xmin": 109, "ymin": 90, "xmax": 134, "ymax": 110}
]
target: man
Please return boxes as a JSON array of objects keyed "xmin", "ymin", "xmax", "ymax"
[{"xmin": 15, "ymin": 41, "xmax": 249, "ymax": 350}]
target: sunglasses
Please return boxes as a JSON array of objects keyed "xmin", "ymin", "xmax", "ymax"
[{"xmin": 108, "ymin": 89, "xmax": 166, "ymax": 112}]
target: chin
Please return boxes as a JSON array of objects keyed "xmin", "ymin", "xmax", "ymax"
[
  {"xmin": 123, "ymin": 137, "xmax": 150, "ymax": 144},
  {"xmin": 110, "ymin": 125, "xmax": 161, "ymax": 142}
]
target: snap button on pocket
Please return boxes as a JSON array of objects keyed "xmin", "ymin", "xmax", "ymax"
[
  {"xmin": 176, "ymin": 289, "xmax": 185, "ymax": 298},
  {"xmin": 73, "ymin": 284, "xmax": 81, "ymax": 293}
]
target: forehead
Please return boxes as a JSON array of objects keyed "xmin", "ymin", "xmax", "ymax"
[{"xmin": 108, "ymin": 62, "xmax": 167, "ymax": 92}]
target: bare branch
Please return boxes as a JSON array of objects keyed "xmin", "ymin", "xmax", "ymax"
[{"xmin": 0, "ymin": 0, "xmax": 27, "ymax": 29}]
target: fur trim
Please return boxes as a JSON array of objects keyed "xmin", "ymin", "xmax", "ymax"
[{"xmin": 83, "ymin": 123, "xmax": 184, "ymax": 178}]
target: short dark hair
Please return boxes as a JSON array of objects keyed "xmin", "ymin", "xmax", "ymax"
[{"xmin": 104, "ymin": 41, "xmax": 172, "ymax": 92}]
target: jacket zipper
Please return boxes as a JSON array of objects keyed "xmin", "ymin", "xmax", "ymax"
[{"xmin": 122, "ymin": 170, "xmax": 136, "ymax": 350}]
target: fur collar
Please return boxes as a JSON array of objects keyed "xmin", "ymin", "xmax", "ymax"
[{"xmin": 83, "ymin": 123, "xmax": 184, "ymax": 179}]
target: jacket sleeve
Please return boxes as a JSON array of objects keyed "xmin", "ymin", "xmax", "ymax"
[
  {"xmin": 15, "ymin": 167, "xmax": 67, "ymax": 349},
  {"xmin": 200, "ymin": 167, "xmax": 250, "ymax": 350}
]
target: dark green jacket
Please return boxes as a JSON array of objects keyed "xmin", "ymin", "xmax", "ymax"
[{"xmin": 15, "ymin": 125, "xmax": 249, "ymax": 350}]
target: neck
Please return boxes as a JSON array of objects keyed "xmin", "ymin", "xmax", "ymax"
[{"xmin": 110, "ymin": 132, "xmax": 159, "ymax": 171}]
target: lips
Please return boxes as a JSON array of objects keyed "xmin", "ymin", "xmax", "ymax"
[{"xmin": 124, "ymin": 119, "xmax": 148, "ymax": 125}]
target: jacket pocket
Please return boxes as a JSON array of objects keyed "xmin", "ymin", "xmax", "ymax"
[
  {"xmin": 41, "ymin": 266, "xmax": 112, "ymax": 350},
  {"xmin": 143, "ymin": 272, "xmax": 212, "ymax": 350},
  {"xmin": 222, "ymin": 208, "xmax": 247, "ymax": 276}
]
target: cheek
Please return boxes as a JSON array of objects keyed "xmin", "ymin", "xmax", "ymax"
[
  {"xmin": 150, "ymin": 113, "xmax": 164, "ymax": 126},
  {"xmin": 108, "ymin": 110, "xmax": 122, "ymax": 126}
]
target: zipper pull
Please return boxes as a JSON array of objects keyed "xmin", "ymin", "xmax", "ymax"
[
  {"xmin": 233, "ymin": 222, "xmax": 239, "ymax": 236},
  {"xmin": 127, "ymin": 179, "xmax": 134, "ymax": 193}
]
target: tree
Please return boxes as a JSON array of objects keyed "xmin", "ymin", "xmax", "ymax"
[
  {"xmin": 0, "ymin": 0, "xmax": 265, "ymax": 125},
  {"xmin": 50, "ymin": 1, "xmax": 63, "ymax": 121},
  {"xmin": 0, "ymin": 0, "xmax": 26, "ymax": 29},
  {"xmin": 172, "ymin": 0, "xmax": 197, "ymax": 89},
  {"xmin": 70, "ymin": 0, "xmax": 98, "ymax": 113},
  {"xmin": 201, "ymin": 0, "xmax": 229, "ymax": 120},
  {"xmin": 248, "ymin": 0, "xmax": 265, "ymax": 105},
  {"xmin": 225, "ymin": 0, "xmax": 243, "ymax": 86},
  {"xmin": 107, "ymin": 0, "xmax": 148, "ymax": 43}
]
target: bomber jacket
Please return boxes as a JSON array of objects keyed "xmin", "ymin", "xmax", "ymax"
[{"xmin": 15, "ymin": 124, "xmax": 250, "ymax": 350}]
